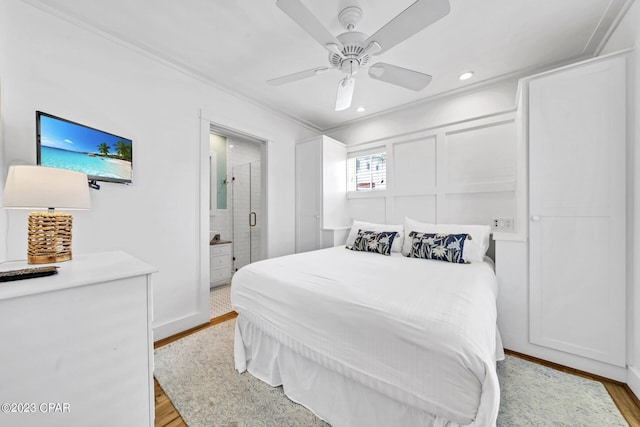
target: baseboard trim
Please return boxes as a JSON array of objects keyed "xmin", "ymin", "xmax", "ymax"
[
  {"xmin": 627, "ymin": 366, "xmax": 640, "ymax": 401},
  {"xmin": 155, "ymin": 321, "xmax": 210, "ymax": 349},
  {"xmin": 154, "ymin": 311, "xmax": 210, "ymax": 341},
  {"xmin": 505, "ymin": 349, "xmax": 625, "ymax": 385},
  {"xmin": 501, "ymin": 340, "xmax": 627, "ymax": 381},
  {"xmin": 154, "ymin": 311, "xmax": 238, "ymax": 349}
]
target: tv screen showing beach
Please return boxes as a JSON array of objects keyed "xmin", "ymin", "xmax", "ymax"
[{"xmin": 37, "ymin": 112, "xmax": 132, "ymax": 184}]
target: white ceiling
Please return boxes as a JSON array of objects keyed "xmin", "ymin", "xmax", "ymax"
[{"xmin": 25, "ymin": 0, "xmax": 631, "ymax": 131}]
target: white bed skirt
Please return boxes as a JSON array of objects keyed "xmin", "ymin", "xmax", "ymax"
[{"xmin": 235, "ymin": 315, "xmax": 478, "ymax": 427}]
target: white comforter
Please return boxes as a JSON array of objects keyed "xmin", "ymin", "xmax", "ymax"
[{"xmin": 231, "ymin": 247, "xmax": 503, "ymax": 426}]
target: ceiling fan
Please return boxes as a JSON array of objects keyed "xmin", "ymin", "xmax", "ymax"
[{"xmin": 268, "ymin": 0, "xmax": 450, "ymax": 111}]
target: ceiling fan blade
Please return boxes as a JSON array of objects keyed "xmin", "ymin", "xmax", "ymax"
[
  {"xmin": 368, "ymin": 63, "xmax": 432, "ymax": 91},
  {"xmin": 335, "ymin": 77, "xmax": 355, "ymax": 111},
  {"xmin": 277, "ymin": 0, "xmax": 344, "ymax": 51},
  {"xmin": 267, "ymin": 67, "xmax": 330, "ymax": 86},
  {"xmin": 365, "ymin": 0, "xmax": 450, "ymax": 55}
]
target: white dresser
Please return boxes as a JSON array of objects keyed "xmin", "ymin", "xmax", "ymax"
[
  {"xmin": 210, "ymin": 241, "xmax": 232, "ymax": 287},
  {"xmin": 0, "ymin": 251, "xmax": 156, "ymax": 427}
]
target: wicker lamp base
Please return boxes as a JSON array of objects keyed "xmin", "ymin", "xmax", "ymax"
[{"xmin": 27, "ymin": 211, "xmax": 73, "ymax": 264}]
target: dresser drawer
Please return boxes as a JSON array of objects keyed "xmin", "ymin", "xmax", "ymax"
[
  {"xmin": 211, "ymin": 244, "xmax": 230, "ymax": 256},
  {"xmin": 212, "ymin": 254, "xmax": 229, "ymax": 269},
  {"xmin": 212, "ymin": 267, "xmax": 231, "ymax": 282}
]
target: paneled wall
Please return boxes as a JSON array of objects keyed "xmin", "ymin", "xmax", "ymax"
[{"xmin": 346, "ymin": 112, "xmax": 517, "ymax": 228}]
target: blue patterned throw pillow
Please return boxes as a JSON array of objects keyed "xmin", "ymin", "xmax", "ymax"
[
  {"xmin": 408, "ymin": 232, "xmax": 470, "ymax": 263},
  {"xmin": 348, "ymin": 230, "xmax": 398, "ymax": 256}
]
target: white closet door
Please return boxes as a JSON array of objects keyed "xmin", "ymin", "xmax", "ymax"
[
  {"xmin": 529, "ymin": 56, "xmax": 626, "ymax": 366},
  {"xmin": 295, "ymin": 139, "xmax": 321, "ymax": 253}
]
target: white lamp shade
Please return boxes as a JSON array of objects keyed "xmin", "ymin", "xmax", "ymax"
[{"xmin": 2, "ymin": 165, "xmax": 91, "ymax": 210}]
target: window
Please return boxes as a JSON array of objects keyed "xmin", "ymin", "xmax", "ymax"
[{"xmin": 348, "ymin": 152, "xmax": 386, "ymax": 191}]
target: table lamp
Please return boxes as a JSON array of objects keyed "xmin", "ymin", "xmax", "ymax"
[{"xmin": 2, "ymin": 165, "xmax": 91, "ymax": 264}]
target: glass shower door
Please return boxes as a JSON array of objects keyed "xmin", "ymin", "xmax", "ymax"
[{"xmin": 232, "ymin": 160, "xmax": 262, "ymax": 272}]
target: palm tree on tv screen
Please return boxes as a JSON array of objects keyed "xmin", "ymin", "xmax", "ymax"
[
  {"xmin": 98, "ymin": 142, "xmax": 110, "ymax": 156},
  {"xmin": 115, "ymin": 140, "xmax": 132, "ymax": 162}
]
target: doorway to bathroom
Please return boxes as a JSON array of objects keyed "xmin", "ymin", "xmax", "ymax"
[
  {"xmin": 209, "ymin": 150, "xmax": 263, "ymax": 319},
  {"xmin": 199, "ymin": 113, "xmax": 269, "ymax": 322},
  {"xmin": 209, "ymin": 126, "xmax": 265, "ymax": 285}
]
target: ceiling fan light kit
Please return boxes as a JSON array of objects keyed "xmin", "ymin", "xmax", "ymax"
[
  {"xmin": 271, "ymin": 0, "xmax": 451, "ymax": 111},
  {"xmin": 336, "ymin": 76, "xmax": 356, "ymax": 111}
]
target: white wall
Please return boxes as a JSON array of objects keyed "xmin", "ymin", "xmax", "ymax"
[
  {"xmin": 0, "ymin": 0, "xmax": 316, "ymax": 340},
  {"xmin": 600, "ymin": 0, "xmax": 640, "ymax": 393}
]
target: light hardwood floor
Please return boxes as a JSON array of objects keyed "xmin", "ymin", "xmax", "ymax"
[
  {"xmin": 154, "ymin": 378, "xmax": 186, "ymax": 427},
  {"xmin": 154, "ymin": 316, "xmax": 640, "ymax": 427}
]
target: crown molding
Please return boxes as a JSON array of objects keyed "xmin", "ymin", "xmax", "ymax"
[
  {"xmin": 594, "ymin": 0, "xmax": 637, "ymax": 55},
  {"xmin": 20, "ymin": 0, "xmax": 323, "ymax": 134}
]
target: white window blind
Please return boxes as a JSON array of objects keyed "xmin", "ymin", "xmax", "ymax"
[{"xmin": 347, "ymin": 152, "xmax": 386, "ymax": 191}]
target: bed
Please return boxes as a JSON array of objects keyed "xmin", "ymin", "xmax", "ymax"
[{"xmin": 231, "ymin": 220, "xmax": 503, "ymax": 426}]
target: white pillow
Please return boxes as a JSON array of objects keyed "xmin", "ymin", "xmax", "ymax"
[
  {"xmin": 402, "ymin": 217, "xmax": 491, "ymax": 263},
  {"xmin": 346, "ymin": 220, "xmax": 404, "ymax": 253}
]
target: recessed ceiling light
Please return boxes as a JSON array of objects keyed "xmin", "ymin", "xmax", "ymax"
[
  {"xmin": 356, "ymin": 106, "xmax": 366, "ymax": 112},
  {"xmin": 459, "ymin": 71, "xmax": 474, "ymax": 81}
]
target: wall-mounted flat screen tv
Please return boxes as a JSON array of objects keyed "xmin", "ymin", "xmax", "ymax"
[{"xmin": 36, "ymin": 111, "xmax": 133, "ymax": 184}]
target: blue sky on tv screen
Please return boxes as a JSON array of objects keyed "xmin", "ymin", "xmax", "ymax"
[{"xmin": 40, "ymin": 115, "xmax": 130, "ymax": 154}]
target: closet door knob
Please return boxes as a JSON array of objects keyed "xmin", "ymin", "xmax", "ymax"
[{"xmin": 531, "ymin": 215, "xmax": 540, "ymax": 222}]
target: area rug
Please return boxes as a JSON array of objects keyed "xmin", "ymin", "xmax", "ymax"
[{"xmin": 154, "ymin": 319, "xmax": 628, "ymax": 427}]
